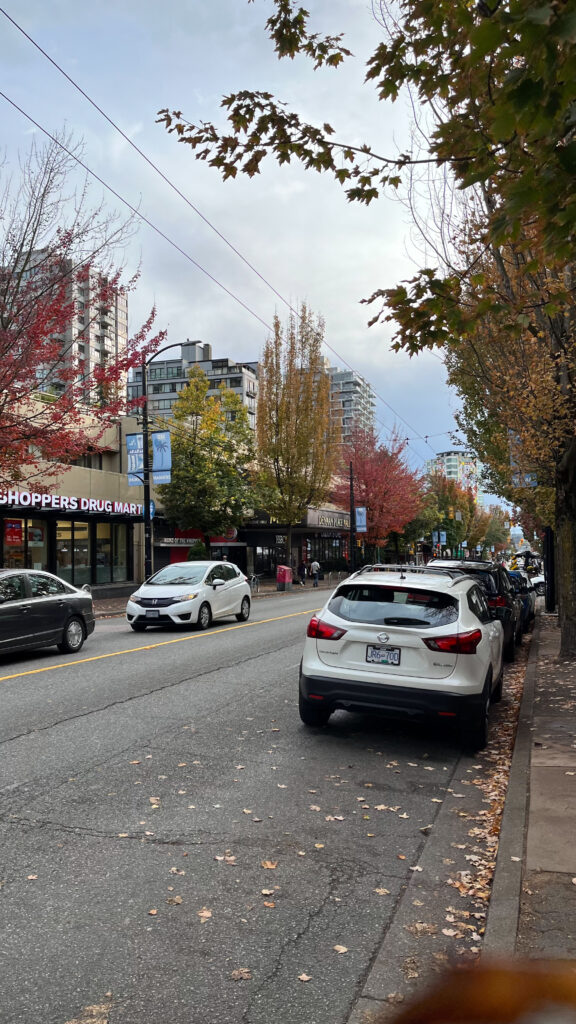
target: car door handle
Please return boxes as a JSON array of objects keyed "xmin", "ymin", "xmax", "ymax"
[{"xmin": 20, "ymin": 604, "xmax": 32, "ymax": 612}]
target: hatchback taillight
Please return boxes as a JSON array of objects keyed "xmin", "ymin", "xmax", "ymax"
[
  {"xmin": 307, "ymin": 616, "xmax": 347, "ymax": 641},
  {"xmin": 487, "ymin": 595, "xmax": 507, "ymax": 608},
  {"xmin": 423, "ymin": 629, "xmax": 483, "ymax": 654}
]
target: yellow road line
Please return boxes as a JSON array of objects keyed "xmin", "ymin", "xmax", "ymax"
[{"xmin": 0, "ymin": 608, "xmax": 321, "ymax": 683}]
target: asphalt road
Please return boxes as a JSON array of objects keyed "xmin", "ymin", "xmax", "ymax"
[{"xmin": 0, "ymin": 593, "xmax": 482, "ymax": 1024}]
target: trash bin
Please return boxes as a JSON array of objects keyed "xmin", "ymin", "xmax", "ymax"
[{"xmin": 276, "ymin": 565, "xmax": 293, "ymax": 591}]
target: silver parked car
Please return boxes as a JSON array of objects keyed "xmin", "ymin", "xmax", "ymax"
[
  {"xmin": 126, "ymin": 560, "xmax": 251, "ymax": 632},
  {"xmin": 299, "ymin": 565, "xmax": 504, "ymax": 750}
]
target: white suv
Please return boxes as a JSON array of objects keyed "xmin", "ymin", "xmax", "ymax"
[{"xmin": 299, "ymin": 565, "xmax": 504, "ymax": 750}]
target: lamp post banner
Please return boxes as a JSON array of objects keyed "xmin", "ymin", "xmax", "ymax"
[
  {"xmin": 126, "ymin": 433, "xmax": 144, "ymax": 486},
  {"xmin": 152, "ymin": 430, "xmax": 172, "ymax": 485}
]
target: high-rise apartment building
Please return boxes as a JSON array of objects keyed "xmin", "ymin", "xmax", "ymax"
[
  {"xmin": 127, "ymin": 341, "xmax": 259, "ymax": 429},
  {"xmin": 327, "ymin": 367, "xmax": 375, "ymax": 443},
  {"xmin": 426, "ymin": 450, "xmax": 484, "ymax": 503},
  {"xmin": 30, "ymin": 257, "xmax": 129, "ymax": 404}
]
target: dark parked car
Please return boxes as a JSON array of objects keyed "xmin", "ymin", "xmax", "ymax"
[
  {"xmin": 507, "ymin": 569, "xmax": 536, "ymax": 632},
  {"xmin": 0, "ymin": 569, "xmax": 95, "ymax": 656},
  {"xmin": 426, "ymin": 559, "xmax": 523, "ymax": 662}
]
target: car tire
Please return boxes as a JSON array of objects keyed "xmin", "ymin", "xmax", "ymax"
[
  {"xmin": 236, "ymin": 596, "xmax": 250, "ymax": 622},
  {"xmin": 130, "ymin": 622, "xmax": 147, "ymax": 632},
  {"xmin": 57, "ymin": 616, "xmax": 85, "ymax": 654},
  {"xmin": 197, "ymin": 602, "xmax": 212, "ymax": 630},
  {"xmin": 464, "ymin": 678, "xmax": 491, "ymax": 751},
  {"xmin": 535, "ymin": 582, "xmax": 545, "ymax": 596},
  {"xmin": 299, "ymin": 691, "xmax": 332, "ymax": 727}
]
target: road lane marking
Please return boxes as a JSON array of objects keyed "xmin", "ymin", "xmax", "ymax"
[{"xmin": 0, "ymin": 608, "xmax": 321, "ymax": 683}]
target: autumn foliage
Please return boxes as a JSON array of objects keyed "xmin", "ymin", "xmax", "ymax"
[
  {"xmin": 332, "ymin": 428, "xmax": 424, "ymax": 548},
  {"xmin": 0, "ymin": 135, "xmax": 163, "ymax": 490}
]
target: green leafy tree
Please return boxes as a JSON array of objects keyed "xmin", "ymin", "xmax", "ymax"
[
  {"xmin": 255, "ymin": 303, "xmax": 339, "ymax": 560},
  {"xmin": 158, "ymin": 367, "xmax": 255, "ymax": 543},
  {"xmin": 158, "ymin": 0, "xmax": 576, "ymax": 654}
]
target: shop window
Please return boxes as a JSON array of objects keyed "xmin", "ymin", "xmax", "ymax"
[
  {"xmin": 56, "ymin": 521, "xmax": 92, "ymax": 586},
  {"xmin": 2, "ymin": 518, "xmax": 48, "ymax": 570},
  {"xmin": 27, "ymin": 519, "xmax": 48, "ymax": 570},
  {"xmin": 113, "ymin": 523, "xmax": 128, "ymax": 582},
  {"xmin": 96, "ymin": 523, "xmax": 112, "ymax": 583},
  {"xmin": 3, "ymin": 518, "xmax": 25, "ymax": 568}
]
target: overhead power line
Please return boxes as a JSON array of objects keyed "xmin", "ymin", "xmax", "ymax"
[{"xmin": 0, "ymin": 6, "xmax": 449, "ymax": 460}]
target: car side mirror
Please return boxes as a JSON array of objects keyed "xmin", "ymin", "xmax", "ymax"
[
  {"xmin": 81, "ymin": 584, "xmax": 92, "ymax": 593},
  {"xmin": 212, "ymin": 578, "xmax": 226, "ymax": 588}
]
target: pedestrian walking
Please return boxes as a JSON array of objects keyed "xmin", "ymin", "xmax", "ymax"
[
  {"xmin": 297, "ymin": 561, "xmax": 307, "ymax": 586},
  {"xmin": 310, "ymin": 559, "xmax": 320, "ymax": 587}
]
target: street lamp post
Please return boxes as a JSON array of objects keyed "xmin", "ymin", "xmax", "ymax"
[
  {"xmin": 141, "ymin": 356, "xmax": 152, "ymax": 579},
  {"xmin": 139, "ymin": 343, "xmax": 179, "ymax": 580}
]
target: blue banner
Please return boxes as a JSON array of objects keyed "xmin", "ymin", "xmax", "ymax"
[
  {"xmin": 355, "ymin": 507, "xmax": 367, "ymax": 533},
  {"xmin": 126, "ymin": 433, "xmax": 144, "ymax": 486},
  {"xmin": 152, "ymin": 430, "xmax": 172, "ymax": 485}
]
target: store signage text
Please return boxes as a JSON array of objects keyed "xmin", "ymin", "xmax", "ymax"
[{"xmin": 0, "ymin": 490, "xmax": 143, "ymax": 516}]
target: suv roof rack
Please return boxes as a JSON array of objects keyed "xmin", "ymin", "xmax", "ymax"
[{"xmin": 353, "ymin": 564, "xmax": 473, "ymax": 581}]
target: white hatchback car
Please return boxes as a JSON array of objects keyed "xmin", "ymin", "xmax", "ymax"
[
  {"xmin": 299, "ymin": 565, "xmax": 504, "ymax": 749},
  {"xmin": 126, "ymin": 561, "xmax": 251, "ymax": 632}
]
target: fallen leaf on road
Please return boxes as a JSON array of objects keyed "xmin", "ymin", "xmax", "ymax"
[
  {"xmin": 263, "ymin": 901, "xmax": 276, "ymax": 908},
  {"xmin": 374, "ymin": 888, "xmax": 390, "ymax": 895},
  {"xmin": 197, "ymin": 907, "xmax": 212, "ymax": 923},
  {"xmin": 129, "ymin": 760, "xmax": 141, "ymax": 765},
  {"xmin": 148, "ymin": 909, "xmax": 158, "ymax": 916},
  {"xmin": 27, "ymin": 875, "xmax": 38, "ymax": 880},
  {"xmin": 243, "ymin": 809, "xmax": 253, "ymax": 815},
  {"xmin": 166, "ymin": 895, "xmax": 182, "ymax": 905},
  {"xmin": 299, "ymin": 973, "xmax": 312, "ymax": 982},
  {"xmin": 261, "ymin": 860, "xmax": 278, "ymax": 869},
  {"xmin": 231, "ymin": 968, "xmax": 252, "ymax": 981},
  {"xmin": 309, "ymin": 805, "xmax": 321, "ymax": 811},
  {"xmin": 261, "ymin": 888, "xmax": 275, "ymax": 895},
  {"xmin": 314, "ymin": 843, "xmax": 324, "ymax": 849},
  {"xmin": 333, "ymin": 945, "xmax": 348, "ymax": 954}
]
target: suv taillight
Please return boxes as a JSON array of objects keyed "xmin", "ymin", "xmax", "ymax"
[
  {"xmin": 307, "ymin": 616, "xmax": 347, "ymax": 641},
  {"xmin": 487, "ymin": 594, "xmax": 507, "ymax": 608},
  {"xmin": 423, "ymin": 629, "xmax": 482, "ymax": 655}
]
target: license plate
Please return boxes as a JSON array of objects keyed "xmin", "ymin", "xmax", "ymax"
[
  {"xmin": 146, "ymin": 609, "xmax": 160, "ymax": 618},
  {"xmin": 366, "ymin": 644, "xmax": 401, "ymax": 666}
]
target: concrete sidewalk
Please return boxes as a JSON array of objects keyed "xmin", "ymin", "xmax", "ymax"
[{"xmin": 484, "ymin": 610, "xmax": 576, "ymax": 955}]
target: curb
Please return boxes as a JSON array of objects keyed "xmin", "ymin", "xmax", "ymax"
[{"xmin": 482, "ymin": 614, "xmax": 540, "ymax": 952}]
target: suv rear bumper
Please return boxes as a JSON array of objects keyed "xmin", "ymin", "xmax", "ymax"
[{"xmin": 300, "ymin": 671, "xmax": 482, "ymax": 721}]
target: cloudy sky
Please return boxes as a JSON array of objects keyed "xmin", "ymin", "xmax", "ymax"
[{"xmin": 2, "ymin": 0, "xmax": 464, "ymax": 472}]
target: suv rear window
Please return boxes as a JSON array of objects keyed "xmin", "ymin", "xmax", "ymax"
[{"xmin": 328, "ymin": 584, "xmax": 459, "ymax": 628}]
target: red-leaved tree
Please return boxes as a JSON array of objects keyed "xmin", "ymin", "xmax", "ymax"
[
  {"xmin": 332, "ymin": 428, "xmax": 424, "ymax": 554},
  {"xmin": 0, "ymin": 133, "xmax": 164, "ymax": 489}
]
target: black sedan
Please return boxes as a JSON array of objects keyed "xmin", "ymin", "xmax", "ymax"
[{"xmin": 0, "ymin": 569, "xmax": 95, "ymax": 656}]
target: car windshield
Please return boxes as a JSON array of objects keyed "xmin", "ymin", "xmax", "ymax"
[
  {"xmin": 328, "ymin": 584, "xmax": 459, "ymax": 628},
  {"xmin": 147, "ymin": 566, "xmax": 206, "ymax": 586}
]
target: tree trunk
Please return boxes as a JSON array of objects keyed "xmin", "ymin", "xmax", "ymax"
[{"xmin": 555, "ymin": 440, "xmax": 576, "ymax": 658}]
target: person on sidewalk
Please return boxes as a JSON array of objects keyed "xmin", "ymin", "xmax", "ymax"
[
  {"xmin": 297, "ymin": 561, "xmax": 307, "ymax": 586},
  {"xmin": 310, "ymin": 559, "xmax": 320, "ymax": 587}
]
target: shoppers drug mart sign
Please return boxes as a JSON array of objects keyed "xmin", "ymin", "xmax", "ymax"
[{"xmin": 0, "ymin": 490, "xmax": 144, "ymax": 517}]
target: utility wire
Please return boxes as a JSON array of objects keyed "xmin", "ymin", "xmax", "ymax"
[
  {"xmin": 0, "ymin": 92, "xmax": 274, "ymax": 334},
  {"xmin": 1, "ymin": 11, "xmax": 443, "ymax": 462}
]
